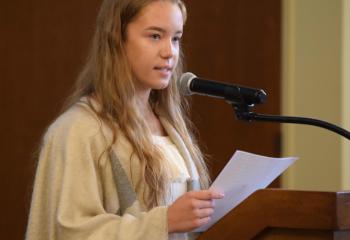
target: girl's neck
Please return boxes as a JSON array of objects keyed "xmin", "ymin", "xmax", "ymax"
[
  {"xmin": 135, "ymin": 91, "xmax": 167, "ymax": 137},
  {"xmin": 135, "ymin": 89, "xmax": 152, "ymax": 116}
]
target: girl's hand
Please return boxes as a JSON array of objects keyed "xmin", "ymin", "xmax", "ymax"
[{"xmin": 167, "ymin": 190, "xmax": 224, "ymax": 233}]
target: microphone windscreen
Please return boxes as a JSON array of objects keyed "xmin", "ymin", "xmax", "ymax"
[{"xmin": 178, "ymin": 72, "xmax": 196, "ymax": 96}]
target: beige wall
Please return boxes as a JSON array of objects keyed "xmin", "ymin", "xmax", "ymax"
[
  {"xmin": 342, "ymin": 0, "xmax": 350, "ymax": 189},
  {"xmin": 282, "ymin": 0, "xmax": 350, "ymax": 191}
]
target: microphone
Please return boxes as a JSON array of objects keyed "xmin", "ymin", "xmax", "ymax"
[{"xmin": 178, "ymin": 72, "xmax": 267, "ymax": 106}]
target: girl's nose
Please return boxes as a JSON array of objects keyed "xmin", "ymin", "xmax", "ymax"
[{"xmin": 160, "ymin": 40, "xmax": 175, "ymax": 59}]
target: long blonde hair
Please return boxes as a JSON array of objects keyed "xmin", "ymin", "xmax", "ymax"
[{"xmin": 65, "ymin": 0, "xmax": 210, "ymax": 208}]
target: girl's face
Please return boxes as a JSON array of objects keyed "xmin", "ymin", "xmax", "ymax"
[{"xmin": 124, "ymin": 1, "xmax": 183, "ymax": 94}]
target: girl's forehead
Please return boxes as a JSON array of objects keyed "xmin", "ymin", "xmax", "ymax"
[{"xmin": 131, "ymin": 1, "xmax": 184, "ymax": 31}]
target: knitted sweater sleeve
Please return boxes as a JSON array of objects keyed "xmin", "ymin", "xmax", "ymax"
[{"xmin": 25, "ymin": 106, "xmax": 169, "ymax": 240}]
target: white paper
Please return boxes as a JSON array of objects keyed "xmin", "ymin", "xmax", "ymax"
[{"xmin": 195, "ymin": 150, "xmax": 298, "ymax": 232}]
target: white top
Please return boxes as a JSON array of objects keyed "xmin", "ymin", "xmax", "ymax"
[
  {"xmin": 153, "ymin": 135, "xmax": 193, "ymax": 240},
  {"xmin": 152, "ymin": 135, "xmax": 190, "ymax": 203}
]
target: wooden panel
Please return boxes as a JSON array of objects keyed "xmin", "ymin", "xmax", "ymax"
[
  {"xmin": 0, "ymin": 1, "xmax": 101, "ymax": 239},
  {"xmin": 183, "ymin": 0, "xmax": 281, "ymax": 178}
]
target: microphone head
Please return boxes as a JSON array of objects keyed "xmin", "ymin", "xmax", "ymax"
[{"xmin": 178, "ymin": 72, "xmax": 197, "ymax": 96}]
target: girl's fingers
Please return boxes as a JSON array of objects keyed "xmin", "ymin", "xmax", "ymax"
[
  {"xmin": 194, "ymin": 199, "xmax": 214, "ymax": 209},
  {"xmin": 191, "ymin": 190, "xmax": 224, "ymax": 201},
  {"xmin": 194, "ymin": 207, "xmax": 214, "ymax": 218},
  {"xmin": 191, "ymin": 217, "xmax": 211, "ymax": 229}
]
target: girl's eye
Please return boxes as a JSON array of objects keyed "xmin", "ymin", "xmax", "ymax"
[
  {"xmin": 172, "ymin": 36, "xmax": 182, "ymax": 43},
  {"xmin": 150, "ymin": 34, "xmax": 161, "ymax": 40}
]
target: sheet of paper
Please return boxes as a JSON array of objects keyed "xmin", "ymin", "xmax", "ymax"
[{"xmin": 195, "ymin": 150, "xmax": 298, "ymax": 232}]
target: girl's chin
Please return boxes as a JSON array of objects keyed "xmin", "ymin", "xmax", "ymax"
[
  {"xmin": 152, "ymin": 79, "xmax": 171, "ymax": 90},
  {"xmin": 152, "ymin": 84, "xmax": 169, "ymax": 90},
  {"xmin": 134, "ymin": 76, "xmax": 172, "ymax": 91}
]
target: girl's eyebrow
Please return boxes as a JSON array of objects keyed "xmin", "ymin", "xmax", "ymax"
[{"xmin": 145, "ymin": 26, "xmax": 183, "ymax": 34}]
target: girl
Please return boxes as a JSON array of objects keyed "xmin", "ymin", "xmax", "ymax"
[{"xmin": 25, "ymin": 0, "xmax": 224, "ymax": 239}]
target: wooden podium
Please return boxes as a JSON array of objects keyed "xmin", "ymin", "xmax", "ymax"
[{"xmin": 198, "ymin": 189, "xmax": 350, "ymax": 240}]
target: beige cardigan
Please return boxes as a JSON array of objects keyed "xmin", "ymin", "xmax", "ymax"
[{"xmin": 25, "ymin": 102, "xmax": 201, "ymax": 240}]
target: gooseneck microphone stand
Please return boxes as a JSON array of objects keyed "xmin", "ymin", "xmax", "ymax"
[{"xmin": 232, "ymin": 103, "xmax": 350, "ymax": 141}]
